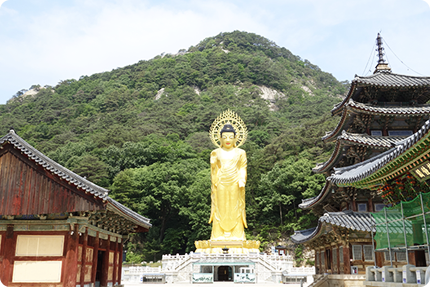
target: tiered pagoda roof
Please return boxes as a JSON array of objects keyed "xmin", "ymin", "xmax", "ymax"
[
  {"xmin": 332, "ymin": 73, "xmax": 430, "ymax": 116},
  {"xmin": 313, "ymin": 132, "xmax": 404, "ymax": 173},
  {"xmin": 331, "ymin": 119, "xmax": 430, "ymax": 188},
  {"xmin": 295, "ymin": 66, "xmax": 430, "ymax": 245},
  {"xmin": 322, "ymin": 100, "xmax": 430, "ymax": 143}
]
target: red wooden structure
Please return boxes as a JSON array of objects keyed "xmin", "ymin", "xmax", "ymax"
[{"xmin": 0, "ymin": 129, "xmax": 151, "ymax": 287}]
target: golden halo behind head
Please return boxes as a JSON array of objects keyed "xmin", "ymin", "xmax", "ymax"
[{"xmin": 209, "ymin": 109, "xmax": 247, "ymax": 148}]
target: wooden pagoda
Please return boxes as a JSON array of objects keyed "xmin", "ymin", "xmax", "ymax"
[
  {"xmin": 0, "ymin": 129, "xmax": 152, "ymax": 286},
  {"xmin": 292, "ymin": 34, "xmax": 430, "ymax": 276}
]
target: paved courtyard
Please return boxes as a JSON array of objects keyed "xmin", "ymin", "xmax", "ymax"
[{"xmin": 124, "ymin": 283, "xmax": 308, "ymax": 287}]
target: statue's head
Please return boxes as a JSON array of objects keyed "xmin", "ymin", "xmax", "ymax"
[{"xmin": 220, "ymin": 124, "xmax": 237, "ymax": 149}]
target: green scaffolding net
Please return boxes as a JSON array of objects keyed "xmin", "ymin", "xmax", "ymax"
[{"xmin": 372, "ymin": 193, "xmax": 430, "ymax": 250}]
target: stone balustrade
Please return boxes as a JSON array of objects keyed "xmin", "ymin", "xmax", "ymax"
[{"xmin": 366, "ymin": 265, "xmax": 428, "ymax": 285}]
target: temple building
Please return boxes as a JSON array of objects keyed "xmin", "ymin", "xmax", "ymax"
[
  {"xmin": 0, "ymin": 129, "xmax": 151, "ymax": 286},
  {"xmin": 291, "ymin": 33, "xmax": 430, "ymax": 281}
]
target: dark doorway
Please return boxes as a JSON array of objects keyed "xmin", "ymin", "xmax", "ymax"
[
  {"xmin": 326, "ymin": 249, "xmax": 331, "ymax": 270},
  {"xmin": 415, "ymin": 250, "xmax": 426, "ymax": 267},
  {"xmin": 217, "ymin": 266, "xmax": 232, "ymax": 281},
  {"xmin": 95, "ymin": 250, "xmax": 105, "ymax": 287}
]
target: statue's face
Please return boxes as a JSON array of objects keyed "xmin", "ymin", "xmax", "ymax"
[{"xmin": 220, "ymin": 132, "xmax": 236, "ymax": 149}]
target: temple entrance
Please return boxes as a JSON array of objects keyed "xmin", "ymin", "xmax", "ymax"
[
  {"xmin": 95, "ymin": 250, "xmax": 105, "ymax": 287},
  {"xmin": 217, "ymin": 266, "xmax": 232, "ymax": 281}
]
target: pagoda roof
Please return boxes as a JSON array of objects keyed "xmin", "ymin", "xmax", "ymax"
[
  {"xmin": 322, "ymin": 100, "xmax": 430, "ymax": 142},
  {"xmin": 313, "ymin": 132, "xmax": 404, "ymax": 173},
  {"xmin": 332, "ymin": 72, "xmax": 430, "ymax": 115},
  {"xmin": 298, "ymin": 180, "xmax": 332, "ymax": 209},
  {"xmin": 331, "ymin": 119, "xmax": 430, "ymax": 188},
  {"xmin": 291, "ymin": 210, "xmax": 374, "ymax": 244},
  {"xmin": 349, "ymin": 100, "xmax": 430, "ymax": 116}
]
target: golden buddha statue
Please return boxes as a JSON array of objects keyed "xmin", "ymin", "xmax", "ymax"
[
  {"xmin": 209, "ymin": 123, "xmax": 247, "ymax": 241},
  {"xmin": 194, "ymin": 110, "xmax": 260, "ymax": 254}
]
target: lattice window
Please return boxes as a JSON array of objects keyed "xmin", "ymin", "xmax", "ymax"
[
  {"xmin": 357, "ymin": 203, "xmax": 368, "ymax": 212},
  {"xmin": 384, "ymin": 250, "xmax": 393, "ymax": 261},
  {"xmin": 321, "ymin": 251, "xmax": 325, "ymax": 266},
  {"xmin": 315, "ymin": 252, "xmax": 319, "ymax": 265},
  {"xmin": 332, "ymin": 248, "xmax": 337, "ymax": 266},
  {"xmin": 396, "ymin": 251, "xmax": 407, "ymax": 262},
  {"xmin": 363, "ymin": 245, "xmax": 374, "ymax": 261},
  {"xmin": 339, "ymin": 247, "xmax": 344, "ymax": 263},
  {"xmin": 352, "ymin": 245, "xmax": 362, "ymax": 260}
]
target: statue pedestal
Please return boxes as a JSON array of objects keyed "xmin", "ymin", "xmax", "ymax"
[{"xmin": 195, "ymin": 240, "xmax": 260, "ymax": 254}]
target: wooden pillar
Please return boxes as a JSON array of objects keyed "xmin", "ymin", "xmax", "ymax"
[
  {"xmin": 101, "ymin": 235, "xmax": 110, "ymax": 287},
  {"xmin": 80, "ymin": 228, "xmax": 88, "ymax": 285},
  {"xmin": 343, "ymin": 243, "xmax": 351, "ymax": 274},
  {"xmin": 118, "ymin": 240, "xmax": 123, "ymax": 284},
  {"xmin": 368, "ymin": 198, "xmax": 374, "ymax": 212},
  {"xmin": 63, "ymin": 224, "xmax": 79, "ymax": 287},
  {"xmin": 337, "ymin": 245, "xmax": 341, "ymax": 274},
  {"xmin": 323, "ymin": 248, "xmax": 328, "ymax": 274},
  {"xmin": 92, "ymin": 231, "xmax": 100, "ymax": 283},
  {"xmin": 113, "ymin": 239, "xmax": 118, "ymax": 285},
  {"xmin": 1, "ymin": 225, "xmax": 15, "ymax": 285}
]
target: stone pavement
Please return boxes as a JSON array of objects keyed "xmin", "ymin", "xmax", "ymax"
[{"xmin": 124, "ymin": 283, "xmax": 308, "ymax": 287}]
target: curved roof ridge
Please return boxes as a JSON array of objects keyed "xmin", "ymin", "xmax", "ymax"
[
  {"xmin": 299, "ymin": 178, "xmax": 332, "ymax": 209},
  {"xmin": 331, "ymin": 72, "xmax": 430, "ymax": 115},
  {"xmin": 107, "ymin": 197, "xmax": 152, "ymax": 229},
  {"xmin": 291, "ymin": 210, "xmax": 375, "ymax": 243},
  {"xmin": 349, "ymin": 100, "xmax": 430, "ymax": 115},
  {"xmin": 0, "ymin": 130, "xmax": 109, "ymax": 200},
  {"xmin": 331, "ymin": 119, "xmax": 430, "ymax": 186},
  {"xmin": 322, "ymin": 107, "xmax": 349, "ymax": 142},
  {"xmin": 315, "ymin": 132, "xmax": 404, "ymax": 174}
]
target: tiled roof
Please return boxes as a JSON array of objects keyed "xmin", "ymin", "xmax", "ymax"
[
  {"xmin": 107, "ymin": 198, "xmax": 152, "ymax": 229},
  {"xmin": 313, "ymin": 133, "xmax": 403, "ymax": 174},
  {"xmin": 323, "ymin": 100, "xmax": 429, "ymax": 142},
  {"xmin": 322, "ymin": 110, "xmax": 349, "ymax": 142},
  {"xmin": 332, "ymin": 72, "xmax": 430, "ymax": 115},
  {"xmin": 353, "ymin": 73, "xmax": 430, "ymax": 87},
  {"xmin": 291, "ymin": 210, "xmax": 375, "ymax": 244},
  {"xmin": 331, "ymin": 120, "xmax": 430, "ymax": 187},
  {"xmin": 349, "ymin": 100, "xmax": 430, "ymax": 115},
  {"xmin": 299, "ymin": 180, "xmax": 332, "ymax": 209},
  {"xmin": 0, "ymin": 129, "xmax": 109, "ymax": 200},
  {"xmin": 0, "ymin": 129, "xmax": 152, "ymax": 229},
  {"xmin": 319, "ymin": 210, "xmax": 375, "ymax": 232},
  {"xmin": 339, "ymin": 132, "xmax": 404, "ymax": 148},
  {"xmin": 291, "ymin": 227, "xmax": 319, "ymax": 244}
]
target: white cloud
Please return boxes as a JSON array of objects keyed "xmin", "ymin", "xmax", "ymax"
[
  {"xmin": 424, "ymin": 0, "xmax": 430, "ymax": 8},
  {"xmin": 0, "ymin": 0, "xmax": 430, "ymax": 104},
  {"xmin": 0, "ymin": 0, "xmax": 7, "ymax": 8}
]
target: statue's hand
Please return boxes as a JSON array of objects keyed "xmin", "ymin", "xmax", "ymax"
[{"xmin": 239, "ymin": 180, "xmax": 245, "ymax": 188}]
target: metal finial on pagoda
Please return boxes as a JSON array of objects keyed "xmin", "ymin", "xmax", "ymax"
[{"xmin": 374, "ymin": 33, "xmax": 391, "ymax": 73}]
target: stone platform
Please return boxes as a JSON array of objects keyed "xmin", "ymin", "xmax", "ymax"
[{"xmin": 194, "ymin": 240, "xmax": 260, "ymax": 254}]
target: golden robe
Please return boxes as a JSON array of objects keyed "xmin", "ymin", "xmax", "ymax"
[{"xmin": 209, "ymin": 147, "xmax": 247, "ymax": 241}]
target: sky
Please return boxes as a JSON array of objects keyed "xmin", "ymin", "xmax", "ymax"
[{"xmin": 0, "ymin": 0, "xmax": 430, "ymax": 104}]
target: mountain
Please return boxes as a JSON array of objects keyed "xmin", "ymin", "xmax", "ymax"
[{"xmin": 0, "ymin": 31, "xmax": 348, "ymax": 261}]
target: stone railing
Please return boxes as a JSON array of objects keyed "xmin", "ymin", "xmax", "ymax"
[
  {"xmin": 161, "ymin": 252, "xmax": 294, "ymax": 272},
  {"xmin": 122, "ymin": 265, "xmax": 164, "ymax": 283},
  {"xmin": 366, "ymin": 265, "xmax": 428, "ymax": 285}
]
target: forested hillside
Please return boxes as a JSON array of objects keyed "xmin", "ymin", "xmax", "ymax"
[{"xmin": 0, "ymin": 31, "xmax": 348, "ymax": 263}]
